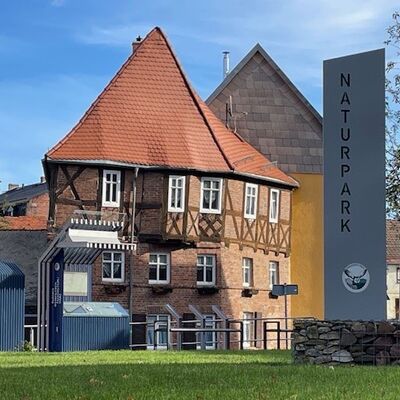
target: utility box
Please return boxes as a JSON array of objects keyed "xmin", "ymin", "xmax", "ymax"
[
  {"xmin": 0, "ymin": 261, "xmax": 25, "ymax": 351},
  {"xmin": 62, "ymin": 302, "xmax": 129, "ymax": 351}
]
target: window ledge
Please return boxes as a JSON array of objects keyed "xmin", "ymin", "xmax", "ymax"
[
  {"xmin": 199, "ymin": 211, "xmax": 222, "ymax": 215},
  {"xmin": 241, "ymin": 288, "xmax": 259, "ymax": 298}
]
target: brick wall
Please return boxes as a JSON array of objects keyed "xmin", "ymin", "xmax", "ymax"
[
  {"xmin": 90, "ymin": 241, "xmax": 289, "ymax": 321},
  {"xmin": 26, "ymin": 192, "xmax": 49, "ymax": 219}
]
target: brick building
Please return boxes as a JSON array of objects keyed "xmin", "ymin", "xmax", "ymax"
[
  {"xmin": 0, "ymin": 183, "xmax": 48, "ymax": 313},
  {"xmin": 207, "ymin": 44, "xmax": 323, "ymax": 318},
  {"xmin": 0, "ymin": 181, "xmax": 48, "ymax": 219},
  {"xmin": 386, "ymin": 220, "xmax": 400, "ymax": 319},
  {"xmin": 40, "ymin": 27, "xmax": 298, "ymax": 349}
]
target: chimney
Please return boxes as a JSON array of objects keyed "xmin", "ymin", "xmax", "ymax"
[
  {"xmin": 223, "ymin": 51, "xmax": 230, "ymax": 79},
  {"xmin": 8, "ymin": 183, "xmax": 19, "ymax": 191},
  {"xmin": 40, "ymin": 176, "xmax": 46, "ymax": 184},
  {"xmin": 132, "ymin": 35, "xmax": 142, "ymax": 53}
]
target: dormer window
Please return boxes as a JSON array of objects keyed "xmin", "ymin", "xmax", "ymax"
[
  {"xmin": 244, "ymin": 183, "xmax": 258, "ymax": 219},
  {"xmin": 102, "ymin": 170, "xmax": 121, "ymax": 207},
  {"xmin": 269, "ymin": 189, "xmax": 280, "ymax": 223},
  {"xmin": 200, "ymin": 178, "xmax": 223, "ymax": 214},
  {"xmin": 168, "ymin": 176, "xmax": 185, "ymax": 212}
]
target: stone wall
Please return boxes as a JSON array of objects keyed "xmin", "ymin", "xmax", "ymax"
[{"xmin": 293, "ymin": 319, "xmax": 400, "ymax": 365}]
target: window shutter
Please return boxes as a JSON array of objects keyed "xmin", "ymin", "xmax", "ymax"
[{"xmin": 131, "ymin": 314, "xmax": 146, "ymax": 350}]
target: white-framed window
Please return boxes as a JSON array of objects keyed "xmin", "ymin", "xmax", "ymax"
[
  {"xmin": 243, "ymin": 312, "xmax": 255, "ymax": 349},
  {"xmin": 168, "ymin": 175, "xmax": 185, "ymax": 212},
  {"xmin": 269, "ymin": 189, "xmax": 280, "ymax": 223},
  {"xmin": 147, "ymin": 314, "xmax": 170, "ymax": 350},
  {"xmin": 196, "ymin": 315, "xmax": 216, "ymax": 350},
  {"xmin": 197, "ymin": 255, "xmax": 216, "ymax": 286},
  {"xmin": 149, "ymin": 253, "xmax": 170, "ymax": 284},
  {"xmin": 269, "ymin": 261, "xmax": 279, "ymax": 290},
  {"xmin": 242, "ymin": 257, "xmax": 253, "ymax": 287},
  {"xmin": 244, "ymin": 183, "xmax": 258, "ymax": 219},
  {"xmin": 396, "ymin": 266, "xmax": 400, "ymax": 284},
  {"xmin": 102, "ymin": 170, "xmax": 121, "ymax": 207},
  {"xmin": 102, "ymin": 251, "xmax": 124, "ymax": 282},
  {"xmin": 200, "ymin": 177, "xmax": 223, "ymax": 214}
]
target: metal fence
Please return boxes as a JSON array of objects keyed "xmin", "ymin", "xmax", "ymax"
[
  {"xmin": 24, "ymin": 315, "xmax": 314, "ymax": 351},
  {"xmin": 129, "ymin": 316, "xmax": 315, "ymax": 350}
]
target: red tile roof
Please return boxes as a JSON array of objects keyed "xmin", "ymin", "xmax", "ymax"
[
  {"xmin": 387, "ymin": 220, "xmax": 400, "ymax": 264},
  {"xmin": 47, "ymin": 27, "xmax": 297, "ymax": 187},
  {"xmin": 1, "ymin": 216, "xmax": 47, "ymax": 231}
]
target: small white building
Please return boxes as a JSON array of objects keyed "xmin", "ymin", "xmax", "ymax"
[{"xmin": 387, "ymin": 220, "xmax": 400, "ymax": 319}]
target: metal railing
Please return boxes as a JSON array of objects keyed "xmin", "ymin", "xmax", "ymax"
[
  {"xmin": 23, "ymin": 315, "xmax": 314, "ymax": 351},
  {"xmin": 129, "ymin": 316, "xmax": 315, "ymax": 351}
]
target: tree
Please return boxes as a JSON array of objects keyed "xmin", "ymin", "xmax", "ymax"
[
  {"xmin": 385, "ymin": 11, "xmax": 400, "ymax": 218},
  {"xmin": 0, "ymin": 217, "xmax": 9, "ymax": 230}
]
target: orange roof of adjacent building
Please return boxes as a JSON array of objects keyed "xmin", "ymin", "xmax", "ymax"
[
  {"xmin": 1, "ymin": 216, "xmax": 47, "ymax": 231},
  {"xmin": 47, "ymin": 27, "xmax": 297, "ymax": 187},
  {"xmin": 387, "ymin": 220, "xmax": 400, "ymax": 264}
]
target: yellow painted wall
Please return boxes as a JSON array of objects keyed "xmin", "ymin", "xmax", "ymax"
[{"xmin": 290, "ymin": 173, "xmax": 324, "ymax": 319}]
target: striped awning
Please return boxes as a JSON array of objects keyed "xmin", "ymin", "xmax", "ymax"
[{"xmin": 57, "ymin": 227, "xmax": 136, "ymax": 251}]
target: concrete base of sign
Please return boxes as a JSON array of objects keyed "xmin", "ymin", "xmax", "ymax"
[{"xmin": 293, "ymin": 319, "xmax": 400, "ymax": 366}]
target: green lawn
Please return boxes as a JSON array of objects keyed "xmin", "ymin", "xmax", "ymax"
[{"xmin": 0, "ymin": 350, "xmax": 400, "ymax": 399}]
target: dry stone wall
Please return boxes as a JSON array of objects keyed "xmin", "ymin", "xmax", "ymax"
[{"xmin": 293, "ymin": 319, "xmax": 400, "ymax": 365}]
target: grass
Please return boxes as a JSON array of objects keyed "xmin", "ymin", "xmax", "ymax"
[{"xmin": 0, "ymin": 350, "xmax": 400, "ymax": 399}]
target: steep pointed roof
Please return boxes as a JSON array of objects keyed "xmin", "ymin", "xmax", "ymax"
[
  {"xmin": 207, "ymin": 43, "xmax": 322, "ymax": 125},
  {"xmin": 207, "ymin": 44, "xmax": 322, "ymax": 175},
  {"xmin": 47, "ymin": 28, "xmax": 297, "ymax": 187}
]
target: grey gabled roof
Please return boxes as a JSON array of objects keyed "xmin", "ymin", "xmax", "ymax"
[
  {"xmin": 0, "ymin": 182, "xmax": 48, "ymax": 206},
  {"xmin": 207, "ymin": 43, "xmax": 322, "ymax": 127}
]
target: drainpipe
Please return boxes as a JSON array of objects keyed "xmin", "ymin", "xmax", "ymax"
[
  {"xmin": 131, "ymin": 168, "xmax": 139, "ymax": 243},
  {"xmin": 129, "ymin": 168, "xmax": 139, "ymax": 326}
]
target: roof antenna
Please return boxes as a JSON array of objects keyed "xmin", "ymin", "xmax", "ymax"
[{"xmin": 223, "ymin": 51, "xmax": 230, "ymax": 79}]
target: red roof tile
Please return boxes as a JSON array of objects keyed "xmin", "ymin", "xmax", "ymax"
[
  {"xmin": 387, "ymin": 220, "xmax": 400, "ymax": 264},
  {"xmin": 1, "ymin": 216, "xmax": 47, "ymax": 231},
  {"xmin": 47, "ymin": 27, "xmax": 297, "ymax": 187}
]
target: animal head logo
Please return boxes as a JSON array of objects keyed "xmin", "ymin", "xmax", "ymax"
[{"xmin": 342, "ymin": 263, "xmax": 370, "ymax": 293}]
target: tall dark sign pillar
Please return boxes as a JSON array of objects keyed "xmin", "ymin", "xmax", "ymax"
[
  {"xmin": 323, "ymin": 49, "xmax": 386, "ymax": 320},
  {"xmin": 48, "ymin": 249, "xmax": 64, "ymax": 352}
]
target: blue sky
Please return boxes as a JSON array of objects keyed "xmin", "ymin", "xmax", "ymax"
[{"xmin": 0, "ymin": 0, "xmax": 397, "ymax": 191}]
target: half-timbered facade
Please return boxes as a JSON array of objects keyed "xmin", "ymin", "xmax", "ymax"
[
  {"xmin": 41, "ymin": 27, "xmax": 298, "ymax": 349},
  {"xmin": 207, "ymin": 44, "xmax": 323, "ymax": 319}
]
